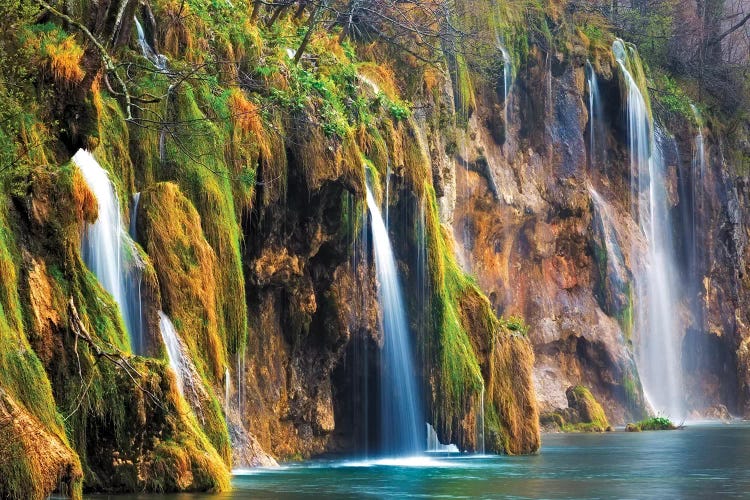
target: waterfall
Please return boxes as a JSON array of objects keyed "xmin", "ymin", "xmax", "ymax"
[
  {"xmin": 613, "ymin": 40, "xmax": 684, "ymax": 418},
  {"xmin": 237, "ymin": 350, "xmax": 245, "ymax": 419},
  {"xmin": 500, "ymin": 44, "xmax": 512, "ymax": 126},
  {"xmin": 691, "ymin": 104, "xmax": 705, "ymax": 271},
  {"xmin": 425, "ymin": 423, "xmax": 459, "ymax": 453},
  {"xmin": 589, "ymin": 187, "xmax": 629, "ymax": 292},
  {"xmin": 129, "ymin": 192, "xmax": 140, "ymax": 239},
  {"xmin": 134, "ymin": 16, "xmax": 167, "ymax": 71},
  {"xmin": 225, "ymin": 367, "xmax": 231, "ymax": 415},
  {"xmin": 478, "ymin": 385, "xmax": 485, "ymax": 454},
  {"xmin": 158, "ymin": 311, "xmax": 188, "ymax": 394},
  {"xmin": 586, "ymin": 60, "xmax": 604, "ymax": 172},
  {"xmin": 157, "ymin": 310, "xmax": 207, "ymax": 408},
  {"xmin": 365, "ymin": 178, "xmax": 422, "ymax": 455},
  {"xmin": 74, "ymin": 149, "xmax": 144, "ymax": 353}
]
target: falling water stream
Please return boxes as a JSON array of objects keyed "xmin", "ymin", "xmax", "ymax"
[
  {"xmin": 613, "ymin": 40, "xmax": 684, "ymax": 418},
  {"xmin": 500, "ymin": 45, "xmax": 512, "ymax": 126},
  {"xmin": 134, "ymin": 16, "xmax": 167, "ymax": 70},
  {"xmin": 586, "ymin": 60, "xmax": 604, "ymax": 173},
  {"xmin": 74, "ymin": 149, "xmax": 144, "ymax": 353},
  {"xmin": 158, "ymin": 311, "xmax": 188, "ymax": 394},
  {"xmin": 365, "ymin": 177, "xmax": 422, "ymax": 455},
  {"xmin": 425, "ymin": 423, "xmax": 459, "ymax": 453}
]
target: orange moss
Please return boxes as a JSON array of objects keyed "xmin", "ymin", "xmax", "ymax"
[
  {"xmin": 227, "ymin": 89, "xmax": 269, "ymax": 156},
  {"xmin": 70, "ymin": 168, "xmax": 98, "ymax": 224},
  {"xmin": 0, "ymin": 390, "xmax": 83, "ymax": 499},
  {"xmin": 158, "ymin": 0, "xmax": 208, "ymax": 63},
  {"xmin": 140, "ymin": 182, "xmax": 226, "ymax": 380},
  {"xmin": 357, "ymin": 62, "xmax": 399, "ymax": 98},
  {"xmin": 45, "ymin": 35, "xmax": 85, "ymax": 85}
]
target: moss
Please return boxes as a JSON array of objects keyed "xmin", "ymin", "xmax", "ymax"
[
  {"xmin": 138, "ymin": 182, "xmax": 231, "ymax": 460},
  {"xmin": 653, "ymin": 72, "xmax": 695, "ymax": 121},
  {"xmin": 634, "ymin": 416, "xmax": 676, "ymax": 431},
  {"xmin": 566, "ymin": 385, "xmax": 610, "ymax": 432},
  {"xmin": 616, "ymin": 284, "xmax": 634, "ymax": 341},
  {"xmin": 163, "ymin": 84, "xmax": 248, "ymax": 357},
  {"xmin": 421, "ymin": 183, "xmax": 539, "ymax": 454}
]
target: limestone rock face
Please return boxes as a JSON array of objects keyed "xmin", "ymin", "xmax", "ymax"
[{"xmin": 435, "ymin": 48, "xmax": 646, "ymax": 425}]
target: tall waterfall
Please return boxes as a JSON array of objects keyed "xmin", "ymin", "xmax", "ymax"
[
  {"xmin": 74, "ymin": 149, "xmax": 143, "ymax": 353},
  {"xmin": 613, "ymin": 40, "xmax": 684, "ymax": 418},
  {"xmin": 365, "ymin": 179, "xmax": 422, "ymax": 455}
]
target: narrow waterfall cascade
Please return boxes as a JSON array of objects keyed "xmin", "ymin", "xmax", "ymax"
[
  {"xmin": 691, "ymin": 104, "xmax": 706, "ymax": 277},
  {"xmin": 158, "ymin": 311, "xmax": 188, "ymax": 394},
  {"xmin": 613, "ymin": 40, "xmax": 684, "ymax": 419},
  {"xmin": 500, "ymin": 44, "xmax": 513, "ymax": 125},
  {"xmin": 127, "ymin": 192, "xmax": 145, "ymax": 352},
  {"xmin": 365, "ymin": 178, "xmax": 422, "ymax": 456},
  {"xmin": 425, "ymin": 423, "xmax": 459, "ymax": 453},
  {"xmin": 589, "ymin": 187, "xmax": 629, "ymax": 292},
  {"xmin": 586, "ymin": 60, "xmax": 605, "ymax": 172},
  {"xmin": 74, "ymin": 149, "xmax": 144, "ymax": 352},
  {"xmin": 225, "ymin": 368, "xmax": 231, "ymax": 414},
  {"xmin": 134, "ymin": 16, "xmax": 167, "ymax": 70},
  {"xmin": 237, "ymin": 351, "xmax": 245, "ymax": 420},
  {"xmin": 478, "ymin": 385, "xmax": 485, "ymax": 454},
  {"xmin": 129, "ymin": 192, "xmax": 140, "ymax": 239}
]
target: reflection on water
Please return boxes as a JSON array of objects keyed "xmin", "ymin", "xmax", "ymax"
[{"xmin": 90, "ymin": 423, "xmax": 750, "ymax": 499}]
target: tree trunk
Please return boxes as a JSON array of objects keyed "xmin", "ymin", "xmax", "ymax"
[{"xmin": 293, "ymin": 0, "xmax": 327, "ymax": 64}]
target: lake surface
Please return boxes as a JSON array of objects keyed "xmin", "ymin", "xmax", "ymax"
[{"xmin": 94, "ymin": 423, "xmax": 750, "ymax": 499}]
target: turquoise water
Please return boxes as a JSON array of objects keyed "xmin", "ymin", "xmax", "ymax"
[{"xmin": 94, "ymin": 423, "xmax": 750, "ymax": 499}]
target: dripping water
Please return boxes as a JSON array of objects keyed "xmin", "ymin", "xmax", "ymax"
[
  {"xmin": 365, "ymin": 176, "xmax": 422, "ymax": 455},
  {"xmin": 613, "ymin": 40, "xmax": 684, "ymax": 419},
  {"xmin": 478, "ymin": 384, "xmax": 485, "ymax": 454},
  {"xmin": 237, "ymin": 350, "xmax": 245, "ymax": 420},
  {"xmin": 691, "ymin": 104, "xmax": 705, "ymax": 282},
  {"xmin": 128, "ymin": 193, "xmax": 145, "ymax": 353}
]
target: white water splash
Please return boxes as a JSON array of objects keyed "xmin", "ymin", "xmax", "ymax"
[{"xmin": 425, "ymin": 423, "xmax": 459, "ymax": 453}]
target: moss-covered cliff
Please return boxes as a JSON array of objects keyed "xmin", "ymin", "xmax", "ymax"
[
  {"xmin": 0, "ymin": 0, "xmax": 550, "ymax": 495},
  {"xmin": 0, "ymin": 0, "xmax": 748, "ymax": 495}
]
